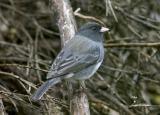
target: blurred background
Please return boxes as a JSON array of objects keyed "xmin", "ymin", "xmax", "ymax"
[{"xmin": 0, "ymin": 0, "xmax": 160, "ymax": 115}]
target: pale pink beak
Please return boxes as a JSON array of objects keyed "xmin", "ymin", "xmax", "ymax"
[{"xmin": 100, "ymin": 27, "xmax": 109, "ymax": 32}]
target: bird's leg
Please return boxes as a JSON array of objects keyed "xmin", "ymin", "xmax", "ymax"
[
  {"xmin": 66, "ymin": 80, "xmax": 73, "ymax": 103},
  {"xmin": 79, "ymin": 80, "xmax": 86, "ymax": 89},
  {"xmin": 78, "ymin": 80, "xmax": 87, "ymax": 93}
]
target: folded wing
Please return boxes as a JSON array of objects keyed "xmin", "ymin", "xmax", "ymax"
[{"xmin": 47, "ymin": 35, "xmax": 101, "ymax": 79}]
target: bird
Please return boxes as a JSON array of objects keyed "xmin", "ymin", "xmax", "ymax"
[{"xmin": 32, "ymin": 22, "xmax": 109, "ymax": 100}]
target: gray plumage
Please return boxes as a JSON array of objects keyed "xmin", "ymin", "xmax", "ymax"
[{"xmin": 32, "ymin": 22, "xmax": 108, "ymax": 100}]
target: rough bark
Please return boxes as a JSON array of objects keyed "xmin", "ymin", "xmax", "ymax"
[{"xmin": 50, "ymin": 0, "xmax": 77, "ymax": 46}]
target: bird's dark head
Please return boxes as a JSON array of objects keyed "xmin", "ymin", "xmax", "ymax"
[{"xmin": 77, "ymin": 22, "xmax": 109, "ymax": 42}]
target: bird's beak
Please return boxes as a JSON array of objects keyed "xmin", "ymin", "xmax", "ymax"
[{"xmin": 100, "ymin": 27, "xmax": 109, "ymax": 32}]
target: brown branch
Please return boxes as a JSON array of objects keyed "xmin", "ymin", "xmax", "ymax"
[
  {"xmin": 115, "ymin": 7, "xmax": 160, "ymax": 30},
  {"xmin": 74, "ymin": 8, "xmax": 105, "ymax": 26},
  {"xmin": 97, "ymin": 89, "xmax": 136, "ymax": 115},
  {"xmin": 50, "ymin": 0, "xmax": 90, "ymax": 115},
  {"xmin": 0, "ymin": 63, "xmax": 48, "ymax": 73},
  {"xmin": 0, "ymin": 71, "xmax": 37, "ymax": 89},
  {"xmin": 70, "ymin": 93, "xmax": 90, "ymax": 115},
  {"xmin": 105, "ymin": 42, "xmax": 160, "ymax": 48},
  {"xmin": 0, "ymin": 97, "xmax": 6, "ymax": 115},
  {"xmin": 50, "ymin": 0, "xmax": 77, "ymax": 47}
]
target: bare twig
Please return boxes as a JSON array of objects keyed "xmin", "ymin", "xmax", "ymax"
[
  {"xmin": 0, "ymin": 97, "xmax": 6, "ymax": 115},
  {"xmin": 34, "ymin": 28, "xmax": 42, "ymax": 82},
  {"xmin": 0, "ymin": 63, "xmax": 48, "ymax": 73},
  {"xmin": 105, "ymin": 42, "xmax": 160, "ymax": 48},
  {"xmin": 105, "ymin": 0, "xmax": 118, "ymax": 22},
  {"xmin": 87, "ymin": 80, "xmax": 135, "ymax": 115},
  {"xmin": 93, "ymin": 88, "xmax": 135, "ymax": 115},
  {"xmin": 0, "ymin": 3, "xmax": 30, "ymax": 17},
  {"xmin": 0, "ymin": 41, "xmax": 27, "ymax": 49},
  {"xmin": 115, "ymin": 7, "xmax": 160, "ymax": 30},
  {"xmin": 0, "ymin": 71, "xmax": 37, "ymax": 89},
  {"xmin": 74, "ymin": 8, "xmax": 105, "ymax": 26},
  {"xmin": 129, "ymin": 104, "xmax": 160, "ymax": 108}
]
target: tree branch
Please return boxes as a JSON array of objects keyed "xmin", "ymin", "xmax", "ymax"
[
  {"xmin": 50, "ymin": 0, "xmax": 77, "ymax": 47},
  {"xmin": 105, "ymin": 42, "xmax": 160, "ymax": 48}
]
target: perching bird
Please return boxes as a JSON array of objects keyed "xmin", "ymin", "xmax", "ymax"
[{"xmin": 32, "ymin": 22, "xmax": 109, "ymax": 100}]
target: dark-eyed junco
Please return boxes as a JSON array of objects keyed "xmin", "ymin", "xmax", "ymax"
[{"xmin": 32, "ymin": 22, "xmax": 109, "ymax": 100}]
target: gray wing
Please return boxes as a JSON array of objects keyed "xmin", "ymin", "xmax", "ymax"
[{"xmin": 47, "ymin": 35, "xmax": 102, "ymax": 79}]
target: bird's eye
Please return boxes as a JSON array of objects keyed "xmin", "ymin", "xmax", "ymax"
[{"xmin": 91, "ymin": 27, "xmax": 97, "ymax": 31}]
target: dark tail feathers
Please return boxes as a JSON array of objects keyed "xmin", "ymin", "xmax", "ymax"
[{"xmin": 31, "ymin": 78, "xmax": 61, "ymax": 101}]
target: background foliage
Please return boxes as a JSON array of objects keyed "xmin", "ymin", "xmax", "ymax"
[{"xmin": 0, "ymin": 0, "xmax": 160, "ymax": 114}]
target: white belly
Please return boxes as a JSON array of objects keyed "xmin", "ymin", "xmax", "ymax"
[
  {"xmin": 88, "ymin": 61, "xmax": 102, "ymax": 78},
  {"xmin": 73, "ymin": 61, "xmax": 103, "ymax": 80}
]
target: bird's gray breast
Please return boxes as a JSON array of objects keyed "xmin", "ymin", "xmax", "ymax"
[{"xmin": 73, "ymin": 42, "xmax": 104, "ymax": 80}]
